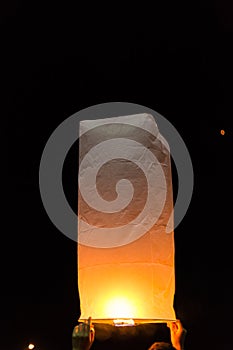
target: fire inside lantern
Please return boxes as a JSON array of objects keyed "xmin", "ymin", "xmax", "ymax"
[{"xmin": 78, "ymin": 113, "xmax": 176, "ymax": 325}]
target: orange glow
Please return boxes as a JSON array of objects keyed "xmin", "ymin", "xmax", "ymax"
[
  {"xmin": 78, "ymin": 252, "xmax": 176, "ymax": 322},
  {"xmin": 28, "ymin": 344, "xmax": 35, "ymax": 350},
  {"xmin": 220, "ymin": 129, "xmax": 225, "ymax": 135},
  {"xmin": 105, "ymin": 296, "xmax": 135, "ymax": 319}
]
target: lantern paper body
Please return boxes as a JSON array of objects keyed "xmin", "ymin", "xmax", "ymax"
[{"xmin": 78, "ymin": 113, "xmax": 176, "ymax": 323}]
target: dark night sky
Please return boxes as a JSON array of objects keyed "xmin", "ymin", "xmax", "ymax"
[{"xmin": 3, "ymin": 2, "xmax": 233, "ymax": 350}]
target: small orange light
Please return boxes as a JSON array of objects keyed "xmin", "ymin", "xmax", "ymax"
[
  {"xmin": 28, "ymin": 344, "xmax": 35, "ymax": 350},
  {"xmin": 220, "ymin": 129, "xmax": 225, "ymax": 135}
]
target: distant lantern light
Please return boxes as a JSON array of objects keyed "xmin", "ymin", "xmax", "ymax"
[
  {"xmin": 220, "ymin": 129, "xmax": 225, "ymax": 135},
  {"xmin": 78, "ymin": 114, "xmax": 176, "ymax": 325},
  {"xmin": 28, "ymin": 344, "xmax": 35, "ymax": 350}
]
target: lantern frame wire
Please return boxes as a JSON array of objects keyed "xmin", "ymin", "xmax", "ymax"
[{"xmin": 78, "ymin": 318, "xmax": 177, "ymax": 326}]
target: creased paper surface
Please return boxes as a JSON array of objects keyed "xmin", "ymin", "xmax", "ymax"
[{"xmin": 78, "ymin": 113, "xmax": 176, "ymax": 322}]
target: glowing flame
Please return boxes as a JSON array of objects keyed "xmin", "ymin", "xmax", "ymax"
[
  {"xmin": 28, "ymin": 344, "xmax": 35, "ymax": 350},
  {"xmin": 105, "ymin": 297, "xmax": 135, "ymax": 319},
  {"xmin": 113, "ymin": 318, "xmax": 135, "ymax": 326},
  {"xmin": 220, "ymin": 129, "xmax": 225, "ymax": 135}
]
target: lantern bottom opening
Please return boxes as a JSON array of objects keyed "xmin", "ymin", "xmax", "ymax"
[{"xmin": 78, "ymin": 318, "xmax": 176, "ymax": 326}]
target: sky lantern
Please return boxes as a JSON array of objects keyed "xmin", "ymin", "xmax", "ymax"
[{"xmin": 78, "ymin": 113, "xmax": 176, "ymax": 325}]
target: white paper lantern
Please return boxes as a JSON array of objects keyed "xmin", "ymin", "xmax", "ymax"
[{"xmin": 78, "ymin": 113, "xmax": 176, "ymax": 324}]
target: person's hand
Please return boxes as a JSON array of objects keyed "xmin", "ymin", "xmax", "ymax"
[
  {"xmin": 167, "ymin": 320, "xmax": 187, "ymax": 350},
  {"xmin": 72, "ymin": 317, "xmax": 95, "ymax": 350}
]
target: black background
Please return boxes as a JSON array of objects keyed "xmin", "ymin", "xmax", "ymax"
[{"xmin": 3, "ymin": 1, "xmax": 233, "ymax": 350}]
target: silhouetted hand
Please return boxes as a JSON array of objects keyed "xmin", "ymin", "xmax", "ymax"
[
  {"xmin": 72, "ymin": 317, "xmax": 95, "ymax": 350},
  {"xmin": 167, "ymin": 320, "xmax": 187, "ymax": 350}
]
